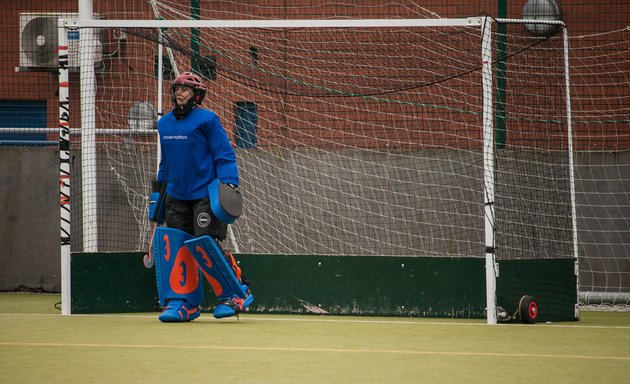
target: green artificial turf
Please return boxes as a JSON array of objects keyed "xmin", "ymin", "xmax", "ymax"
[{"xmin": 1, "ymin": 293, "xmax": 629, "ymax": 383}]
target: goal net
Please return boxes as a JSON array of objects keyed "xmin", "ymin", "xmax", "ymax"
[{"xmin": 60, "ymin": 17, "xmax": 576, "ymax": 321}]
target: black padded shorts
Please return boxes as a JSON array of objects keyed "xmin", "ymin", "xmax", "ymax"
[{"xmin": 164, "ymin": 195, "xmax": 228, "ymax": 240}]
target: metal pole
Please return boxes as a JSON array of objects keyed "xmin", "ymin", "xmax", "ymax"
[
  {"xmin": 563, "ymin": 26, "xmax": 580, "ymax": 320},
  {"xmin": 58, "ymin": 18, "xmax": 71, "ymax": 315},
  {"xmin": 79, "ymin": 0, "xmax": 98, "ymax": 251},
  {"xmin": 191, "ymin": 0, "xmax": 201, "ymax": 73},
  {"xmin": 495, "ymin": 0, "xmax": 507, "ymax": 149},
  {"xmin": 481, "ymin": 17, "xmax": 498, "ymax": 325}
]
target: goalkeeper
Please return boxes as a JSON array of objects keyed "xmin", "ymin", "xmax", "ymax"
[{"xmin": 149, "ymin": 71, "xmax": 252, "ymax": 322}]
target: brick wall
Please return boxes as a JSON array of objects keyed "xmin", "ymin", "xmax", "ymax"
[{"xmin": 1, "ymin": 1, "xmax": 628, "ymax": 150}]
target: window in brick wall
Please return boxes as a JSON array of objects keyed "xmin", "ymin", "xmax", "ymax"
[
  {"xmin": 234, "ymin": 101, "xmax": 258, "ymax": 149},
  {"xmin": 0, "ymin": 100, "xmax": 47, "ymax": 146}
]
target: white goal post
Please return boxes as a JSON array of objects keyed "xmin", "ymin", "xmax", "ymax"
[{"xmin": 58, "ymin": 16, "xmax": 576, "ymax": 323}]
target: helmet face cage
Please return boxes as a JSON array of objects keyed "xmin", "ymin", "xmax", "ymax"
[{"xmin": 171, "ymin": 72, "xmax": 207, "ymax": 105}]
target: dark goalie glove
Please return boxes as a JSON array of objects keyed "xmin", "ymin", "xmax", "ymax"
[{"xmin": 148, "ymin": 179, "xmax": 166, "ymax": 224}]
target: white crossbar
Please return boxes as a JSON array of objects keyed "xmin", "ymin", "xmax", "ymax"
[{"xmin": 63, "ymin": 17, "xmax": 482, "ymax": 29}]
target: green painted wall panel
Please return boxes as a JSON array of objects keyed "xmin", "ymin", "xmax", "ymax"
[
  {"xmin": 71, "ymin": 252, "xmax": 577, "ymax": 321},
  {"xmin": 237, "ymin": 255, "xmax": 486, "ymax": 318},
  {"xmin": 71, "ymin": 252, "xmax": 160, "ymax": 314},
  {"xmin": 496, "ymin": 259, "xmax": 578, "ymax": 322}
]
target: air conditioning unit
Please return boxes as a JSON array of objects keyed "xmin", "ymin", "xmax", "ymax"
[{"xmin": 19, "ymin": 12, "xmax": 102, "ymax": 69}]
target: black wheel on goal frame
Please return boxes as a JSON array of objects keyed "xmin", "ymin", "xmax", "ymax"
[{"xmin": 518, "ymin": 295, "xmax": 538, "ymax": 324}]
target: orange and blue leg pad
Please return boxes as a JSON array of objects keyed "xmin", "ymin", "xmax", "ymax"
[
  {"xmin": 152, "ymin": 227, "xmax": 204, "ymax": 322},
  {"xmin": 185, "ymin": 236, "xmax": 254, "ymax": 318}
]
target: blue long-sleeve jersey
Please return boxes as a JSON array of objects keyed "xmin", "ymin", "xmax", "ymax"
[{"xmin": 157, "ymin": 107, "xmax": 238, "ymax": 200}]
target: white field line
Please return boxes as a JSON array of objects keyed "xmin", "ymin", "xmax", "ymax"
[
  {"xmin": 1, "ymin": 312, "xmax": 630, "ymax": 330},
  {"xmin": 1, "ymin": 340, "xmax": 629, "ymax": 362}
]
